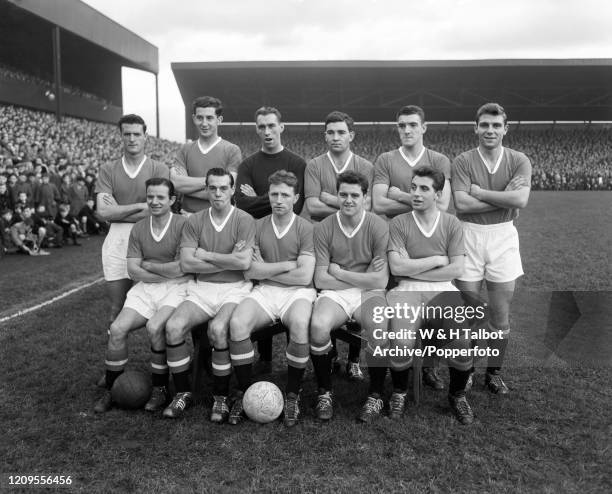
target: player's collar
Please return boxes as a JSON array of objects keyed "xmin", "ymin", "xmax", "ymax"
[
  {"xmin": 336, "ymin": 210, "xmax": 366, "ymax": 238},
  {"xmin": 411, "ymin": 210, "xmax": 440, "ymax": 238},
  {"xmin": 121, "ymin": 155, "xmax": 147, "ymax": 178},
  {"xmin": 477, "ymin": 147, "xmax": 504, "ymax": 174},
  {"xmin": 326, "ymin": 151, "xmax": 353, "ymax": 174},
  {"xmin": 271, "ymin": 212, "xmax": 296, "ymax": 239},
  {"xmin": 197, "ymin": 136, "xmax": 221, "ymax": 155},
  {"xmin": 209, "ymin": 205, "xmax": 234, "ymax": 232},
  {"xmin": 398, "ymin": 146, "xmax": 425, "ymax": 167},
  {"xmin": 150, "ymin": 213, "xmax": 173, "ymax": 242}
]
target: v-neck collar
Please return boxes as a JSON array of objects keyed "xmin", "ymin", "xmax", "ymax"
[
  {"xmin": 150, "ymin": 213, "xmax": 173, "ymax": 242},
  {"xmin": 197, "ymin": 137, "xmax": 221, "ymax": 155},
  {"xmin": 336, "ymin": 210, "xmax": 366, "ymax": 238},
  {"xmin": 398, "ymin": 146, "xmax": 425, "ymax": 167},
  {"xmin": 477, "ymin": 147, "xmax": 504, "ymax": 174},
  {"xmin": 412, "ymin": 210, "xmax": 440, "ymax": 238},
  {"xmin": 326, "ymin": 151, "xmax": 353, "ymax": 174},
  {"xmin": 271, "ymin": 213, "xmax": 296, "ymax": 239},
  {"xmin": 122, "ymin": 155, "xmax": 147, "ymax": 178},
  {"xmin": 209, "ymin": 206, "xmax": 234, "ymax": 232}
]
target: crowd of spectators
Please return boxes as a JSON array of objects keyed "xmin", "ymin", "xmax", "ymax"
[
  {"xmin": 0, "ymin": 103, "xmax": 179, "ymax": 257},
  {"xmin": 1, "ymin": 102, "xmax": 611, "ymax": 258}
]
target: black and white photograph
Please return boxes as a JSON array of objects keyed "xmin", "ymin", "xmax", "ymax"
[{"xmin": 1, "ymin": 0, "xmax": 610, "ymax": 492}]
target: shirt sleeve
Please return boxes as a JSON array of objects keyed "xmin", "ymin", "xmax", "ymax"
[
  {"xmin": 450, "ymin": 154, "xmax": 471, "ymax": 193},
  {"xmin": 237, "ymin": 212, "xmax": 256, "ymax": 249},
  {"xmin": 446, "ymin": 216, "xmax": 465, "ymax": 257},
  {"xmin": 226, "ymin": 144, "xmax": 242, "ymax": 174},
  {"xmin": 180, "ymin": 215, "xmax": 201, "ymax": 249},
  {"xmin": 173, "ymin": 145, "xmax": 188, "ymax": 174},
  {"xmin": 433, "ymin": 153, "xmax": 452, "ymax": 180},
  {"xmin": 513, "ymin": 152, "xmax": 532, "ymax": 181},
  {"xmin": 372, "ymin": 153, "xmax": 390, "ymax": 186},
  {"xmin": 304, "ymin": 159, "xmax": 321, "ymax": 199},
  {"xmin": 126, "ymin": 223, "xmax": 143, "ymax": 259},
  {"xmin": 387, "ymin": 216, "xmax": 407, "ymax": 253},
  {"xmin": 313, "ymin": 221, "xmax": 331, "ymax": 268},
  {"xmin": 298, "ymin": 219, "xmax": 315, "ymax": 257},
  {"xmin": 371, "ymin": 216, "xmax": 390, "ymax": 260},
  {"xmin": 94, "ymin": 164, "xmax": 113, "ymax": 195}
]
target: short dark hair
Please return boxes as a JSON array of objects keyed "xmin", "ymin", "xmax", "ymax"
[
  {"xmin": 206, "ymin": 167, "xmax": 234, "ymax": 188},
  {"xmin": 268, "ymin": 170, "xmax": 299, "ymax": 194},
  {"xmin": 118, "ymin": 114, "xmax": 146, "ymax": 132},
  {"xmin": 413, "ymin": 166, "xmax": 445, "ymax": 192},
  {"xmin": 192, "ymin": 96, "xmax": 223, "ymax": 116},
  {"xmin": 396, "ymin": 105, "xmax": 425, "ymax": 123},
  {"xmin": 337, "ymin": 170, "xmax": 369, "ymax": 195},
  {"xmin": 324, "ymin": 111, "xmax": 354, "ymax": 132},
  {"xmin": 254, "ymin": 106, "xmax": 282, "ymax": 123},
  {"xmin": 476, "ymin": 102, "xmax": 507, "ymax": 125},
  {"xmin": 145, "ymin": 177, "xmax": 175, "ymax": 198}
]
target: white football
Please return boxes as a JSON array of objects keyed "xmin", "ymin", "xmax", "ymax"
[{"xmin": 243, "ymin": 381, "xmax": 284, "ymax": 423}]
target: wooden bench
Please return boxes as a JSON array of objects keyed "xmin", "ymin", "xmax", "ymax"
[{"xmin": 190, "ymin": 321, "xmax": 423, "ymax": 403}]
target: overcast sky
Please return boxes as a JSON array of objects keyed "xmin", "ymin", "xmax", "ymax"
[{"xmin": 82, "ymin": 0, "xmax": 612, "ymax": 141}]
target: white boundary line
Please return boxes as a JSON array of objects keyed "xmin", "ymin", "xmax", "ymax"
[{"xmin": 0, "ymin": 277, "xmax": 104, "ymax": 325}]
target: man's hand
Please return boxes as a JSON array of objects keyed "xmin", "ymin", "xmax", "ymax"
[
  {"xmin": 141, "ymin": 260, "xmax": 153, "ymax": 271},
  {"xmin": 505, "ymin": 175, "xmax": 530, "ymax": 191},
  {"xmin": 367, "ymin": 256, "xmax": 386, "ymax": 272},
  {"xmin": 240, "ymin": 184, "xmax": 257, "ymax": 197},
  {"xmin": 470, "ymin": 183, "xmax": 484, "ymax": 199},
  {"xmin": 434, "ymin": 255, "xmax": 450, "ymax": 267},
  {"xmin": 102, "ymin": 194, "xmax": 118, "ymax": 206},
  {"xmin": 233, "ymin": 240, "xmax": 246, "ymax": 253},
  {"xmin": 388, "ymin": 186, "xmax": 403, "ymax": 201},
  {"xmin": 195, "ymin": 247, "xmax": 209, "ymax": 261},
  {"xmin": 328, "ymin": 263, "xmax": 341, "ymax": 277},
  {"xmin": 251, "ymin": 246, "xmax": 264, "ymax": 262}
]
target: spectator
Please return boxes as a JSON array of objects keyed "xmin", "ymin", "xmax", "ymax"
[
  {"xmin": 10, "ymin": 206, "xmax": 49, "ymax": 256},
  {"xmin": 54, "ymin": 203, "xmax": 81, "ymax": 246}
]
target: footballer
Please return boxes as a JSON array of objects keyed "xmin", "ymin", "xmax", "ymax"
[
  {"xmin": 310, "ymin": 171, "xmax": 389, "ymax": 421},
  {"xmin": 304, "ymin": 110, "xmax": 374, "ymax": 380},
  {"xmin": 162, "ymin": 168, "xmax": 255, "ymax": 420},
  {"xmin": 228, "ymin": 170, "xmax": 316, "ymax": 426},
  {"xmin": 379, "ymin": 167, "xmax": 475, "ymax": 425},
  {"xmin": 94, "ymin": 178, "xmax": 188, "ymax": 413},
  {"xmin": 451, "ymin": 102, "xmax": 531, "ymax": 394}
]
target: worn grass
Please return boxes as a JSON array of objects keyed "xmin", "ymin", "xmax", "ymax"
[{"xmin": 0, "ymin": 192, "xmax": 611, "ymax": 493}]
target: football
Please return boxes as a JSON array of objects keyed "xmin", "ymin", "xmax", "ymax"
[
  {"xmin": 243, "ymin": 381, "xmax": 284, "ymax": 423},
  {"xmin": 111, "ymin": 371, "xmax": 152, "ymax": 409}
]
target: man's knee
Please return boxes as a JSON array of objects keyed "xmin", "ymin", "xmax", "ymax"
[
  {"xmin": 229, "ymin": 312, "xmax": 253, "ymax": 341},
  {"xmin": 308, "ymin": 312, "xmax": 329, "ymax": 344},
  {"xmin": 108, "ymin": 321, "xmax": 130, "ymax": 347},
  {"xmin": 165, "ymin": 315, "xmax": 186, "ymax": 344},
  {"xmin": 208, "ymin": 318, "xmax": 229, "ymax": 347},
  {"xmin": 146, "ymin": 319, "xmax": 165, "ymax": 340}
]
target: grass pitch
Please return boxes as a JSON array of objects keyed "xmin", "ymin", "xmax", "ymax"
[{"xmin": 0, "ymin": 192, "xmax": 610, "ymax": 493}]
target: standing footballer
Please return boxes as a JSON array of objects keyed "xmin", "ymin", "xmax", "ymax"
[
  {"xmin": 372, "ymin": 105, "xmax": 452, "ymax": 390},
  {"xmin": 171, "ymin": 96, "xmax": 242, "ymax": 214},
  {"xmin": 304, "ymin": 110, "xmax": 374, "ymax": 381},
  {"xmin": 451, "ymin": 102, "xmax": 531, "ymax": 394}
]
